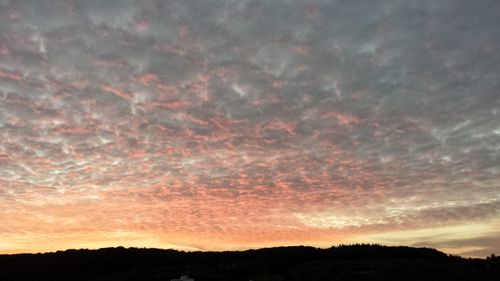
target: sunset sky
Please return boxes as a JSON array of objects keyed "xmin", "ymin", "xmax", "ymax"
[{"xmin": 1, "ymin": 0, "xmax": 499, "ymax": 257}]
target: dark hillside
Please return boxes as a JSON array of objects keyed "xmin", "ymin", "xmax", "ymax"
[{"xmin": 0, "ymin": 245, "xmax": 498, "ymax": 281}]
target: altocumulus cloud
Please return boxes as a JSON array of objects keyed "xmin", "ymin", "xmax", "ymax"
[{"xmin": 0, "ymin": 0, "xmax": 499, "ymax": 256}]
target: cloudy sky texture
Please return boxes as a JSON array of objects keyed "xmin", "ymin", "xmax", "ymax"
[{"xmin": 1, "ymin": 0, "xmax": 499, "ymax": 257}]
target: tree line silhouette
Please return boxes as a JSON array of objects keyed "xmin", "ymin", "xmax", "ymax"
[{"xmin": 0, "ymin": 244, "xmax": 499, "ymax": 281}]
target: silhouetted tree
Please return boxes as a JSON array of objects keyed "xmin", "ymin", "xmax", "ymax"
[{"xmin": 1, "ymin": 245, "xmax": 499, "ymax": 281}]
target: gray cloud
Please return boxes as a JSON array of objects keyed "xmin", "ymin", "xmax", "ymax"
[{"xmin": 0, "ymin": 0, "xmax": 499, "ymax": 254}]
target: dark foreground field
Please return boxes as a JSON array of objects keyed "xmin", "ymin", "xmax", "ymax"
[{"xmin": 1, "ymin": 244, "xmax": 499, "ymax": 281}]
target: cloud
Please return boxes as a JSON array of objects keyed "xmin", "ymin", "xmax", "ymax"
[{"xmin": 0, "ymin": 0, "xmax": 499, "ymax": 255}]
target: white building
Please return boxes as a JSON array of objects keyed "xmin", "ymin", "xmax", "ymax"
[{"xmin": 170, "ymin": 275, "xmax": 194, "ymax": 281}]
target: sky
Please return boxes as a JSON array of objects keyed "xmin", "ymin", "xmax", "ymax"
[{"xmin": 0, "ymin": 0, "xmax": 499, "ymax": 257}]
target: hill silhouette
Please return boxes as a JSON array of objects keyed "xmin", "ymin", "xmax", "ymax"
[{"xmin": 1, "ymin": 244, "xmax": 499, "ymax": 281}]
